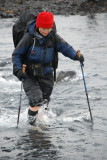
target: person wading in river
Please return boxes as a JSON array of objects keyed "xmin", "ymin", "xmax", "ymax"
[{"xmin": 12, "ymin": 11, "xmax": 84, "ymax": 125}]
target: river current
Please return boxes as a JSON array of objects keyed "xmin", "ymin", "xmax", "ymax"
[{"xmin": 0, "ymin": 13, "xmax": 107, "ymax": 160}]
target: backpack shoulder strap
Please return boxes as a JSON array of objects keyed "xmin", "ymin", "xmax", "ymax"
[{"xmin": 51, "ymin": 33, "xmax": 58, "ymax": 81}]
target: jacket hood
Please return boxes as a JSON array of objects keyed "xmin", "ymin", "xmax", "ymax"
[
  {"xmin": 28, "ymin": 20, "xmax": 56, "ymax": 44},
  {"xmin": 29, "ymin": 19, "xmax": 36, "ymax": 36}
]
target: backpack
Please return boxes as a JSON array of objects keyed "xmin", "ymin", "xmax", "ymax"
[{"xmin": 12, "ymin": 9, "xmax": 58, "ymax": 81}]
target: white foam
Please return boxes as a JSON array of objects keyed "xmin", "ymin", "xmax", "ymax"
[
  {"xmin": 62, "ymin": 113, "xmax": 89, "ymax": 122},
  {"xmin": 63, "ymin": 116, "xmax": 83, "ymax": 122},
  {"xmin": 0, "ymin": 77, "xmax": 20, "ymax": 93},
  {"xmin": 0, "ymin": 77, "xmax": 19, "ymax": 85},
  {"xmin": 37, "ymin": 105, "xmax": 57, "ymax": 124},
  {"xmin": 0, "ymin": 111, "xmax": 17, "ymax": 127},
  {"xmin": 0, "ymin": 108, "xmax": 28, "ymax": 127}
]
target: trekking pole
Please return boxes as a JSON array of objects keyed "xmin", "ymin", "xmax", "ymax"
[
  {"xmin": 78, "ymin": 50, "xmax": 93, "ymax": 123},
  {"xmin": 17, "ymin": 64, "xmax": 26, "ymax": 126}
]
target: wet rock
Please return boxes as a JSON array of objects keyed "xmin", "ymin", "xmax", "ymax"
[
  {"xmin": 56, "ymin": 71, "xmax": 76, "ymax": 83},
  {"xmin": 101, "ymin": 7, "xmax": 107, "ymax": 12},
  {"xmin": 80, "ymin": 11, "xmax": 86, "ymax": 16},
  {"xmin": 1, "ymin": 11, "xmax": 7, "ymax": 18},
  {"xmin": 0, "ymin": 0, "xmax": 107, "ymax": 18},
  {"xmin": 4, "ymin": 137, "xmax": 11, "ymax": 140}
]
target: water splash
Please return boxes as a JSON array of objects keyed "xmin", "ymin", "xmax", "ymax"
[
  {"xmin": 60, "ymin": 112, "xmax": 90, "ymax": 123},
  {"xmin": 37, "ymin": 105, "xmax": 57, "ymax": 125}
]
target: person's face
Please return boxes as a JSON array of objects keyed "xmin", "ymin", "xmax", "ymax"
[{"xmin": 39, "ymin": 28, "xmax": 52, "ymax": 36}]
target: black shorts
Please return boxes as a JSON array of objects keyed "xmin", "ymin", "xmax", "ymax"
[{"xmin": 23, "ymin": 73, "xmax": 54, "ymax": 107}]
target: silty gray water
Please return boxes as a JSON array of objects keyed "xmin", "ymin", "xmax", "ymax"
[{"xmin": 0, "ymin": 13, "xmax": 107, "ymax": 160}]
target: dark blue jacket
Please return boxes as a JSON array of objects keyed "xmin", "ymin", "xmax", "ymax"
[{"xmin": 12, "ymin": 20, "xmax": 77, "ymax": 76}]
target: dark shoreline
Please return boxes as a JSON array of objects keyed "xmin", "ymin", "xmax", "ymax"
[{"xmin": 0, "ymin": 0, "xmax": 107, "ymax": 18}]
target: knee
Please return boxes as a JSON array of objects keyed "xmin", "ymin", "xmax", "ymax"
[{"xmin": 29, "ymin": 99, "xmax": 44, "ymax": 107}]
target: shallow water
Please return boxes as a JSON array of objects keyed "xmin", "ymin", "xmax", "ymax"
[{"xmin": 0, "ymin": 14, "xmax": 107, "ymax": 160}]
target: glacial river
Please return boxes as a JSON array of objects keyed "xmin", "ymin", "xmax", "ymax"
[{"xmin": 0, "ymin": 13, "xmax": 107, "ymax": 160}]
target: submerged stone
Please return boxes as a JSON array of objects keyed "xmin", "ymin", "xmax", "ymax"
[{"xmin": 56, "ymin": 71, "xmax": 76, "ymax": 83}]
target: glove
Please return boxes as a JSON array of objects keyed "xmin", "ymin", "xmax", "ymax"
[
  {"xmin": 75, "ymin": 53, "xmax": 84, "ymax": 63},
  {"xmin": 16, "ymin": 69, "xmax": 27, "ymax": 81}
]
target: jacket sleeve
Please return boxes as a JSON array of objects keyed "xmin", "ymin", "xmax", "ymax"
[
  {"xmin": 55, "ymin": 34, "xmax": 77, "ymax": 60},
  {"xmin": 12, "ymin": 33, "xmax": 31, "ymax": 75}
]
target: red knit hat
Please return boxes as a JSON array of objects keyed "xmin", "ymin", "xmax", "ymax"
[{"xmin": 36, "ymin": 11, "xmax": 54, "ymax": 28}]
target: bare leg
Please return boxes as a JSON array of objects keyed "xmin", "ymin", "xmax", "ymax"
[{"xmin": 29, "ymin": 106, "xmax": 40, "ymax": 111}]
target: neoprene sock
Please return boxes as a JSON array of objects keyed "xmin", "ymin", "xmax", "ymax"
[{"xmin": 28, "ymin": 109, "xmax": 38, "ymax": 125}]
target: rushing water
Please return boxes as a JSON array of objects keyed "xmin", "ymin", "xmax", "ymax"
[{"xmin": 0, "ymin": 13, "xmax": 107, "ymax": 160}]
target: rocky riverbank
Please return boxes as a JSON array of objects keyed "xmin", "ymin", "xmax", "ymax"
[{"xmin": 0, "ymin": 0, "xmax": 107, "ymax": 18}]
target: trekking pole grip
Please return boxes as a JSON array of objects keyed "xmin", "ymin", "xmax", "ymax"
[
  {"xmin": 77, "ymin": 50, "xmax": 84, "ymax": 66},
  {"xmin": 22, "ymin": 64, "xmax": 27, "ymax": 73},
  {"xmin": 78, "ymin": 49, "xmax": 81, "ymax": 57}
]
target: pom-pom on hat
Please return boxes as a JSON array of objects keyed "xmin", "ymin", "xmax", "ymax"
[{"xmin": 36, "ymin": 11, "xmax": 54, "ymax": 28}]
